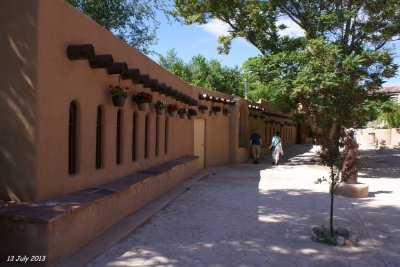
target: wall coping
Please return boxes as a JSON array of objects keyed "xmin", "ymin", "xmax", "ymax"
[{"xmin": 0, "ymin": 155, "xmax": 197, "ymax": 223}]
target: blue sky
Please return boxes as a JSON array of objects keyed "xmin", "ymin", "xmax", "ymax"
[
  {"xmin": 148, "ymin": 16, "xmax": 260, "ymax": 68},
  {"xmin": 149, "ymin": 14, "xmax": 400, "ymax": 86}
]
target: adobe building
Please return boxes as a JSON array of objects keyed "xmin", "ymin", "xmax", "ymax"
[{"xmin": 0, "ymin": 0, "xmax": 297, "ymax": 265}]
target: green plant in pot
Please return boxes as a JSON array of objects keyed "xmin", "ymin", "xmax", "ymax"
[
  {"xmin": 178, "ymin": 108, "xmax": 188, "ymax": 118},
  {"xmin": 109, "ymin": 84, "xmax": 130, "ymax": 107},
  {"xmin": 134, "ymin": 92, "xmax": 152, "ymax": 111},
  {"xmin": 154, "ymin": 100, "xmax": 168, "ymax": 115},
  {"xmin": 187, "ymin": 108, "xmax": 198, "ymax": 119},
  {"xmin": 167, "ymin": 103, "xmax": 179, "ymax": 117},
  {"xmin": 198, "ymin": 105, "xmax": 209, "ymax": 114}
]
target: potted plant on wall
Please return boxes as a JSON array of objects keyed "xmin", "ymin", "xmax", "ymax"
[
  {"xmin": 198, "ymin": 105, "xmax": 209, "ymax": 114},
  {"xmin": 212, "ymin": 106, "xmax": 222, "ymax": 114},
  {"xmin": 154, "ymin": 100, "xmax": 168, "ymax": 115},
  {"xmin": 223, "ymin": 107, "xmax": 231, "ymax": 116},
  {"xmin": 187, "ymin": 109, "xmax": 198, "ymax": 120},
  {"xmin": 133, "ymin": 91, "xmax": 152, "ymax": 111},
  {"xmin": 167, "ymin": 103, "xmax": 179, "ymax": 117},
  {"xmin": 178, "ymin": 108, "xmax": 188, "ymax": 119},
  {"xmin": 108, "ymin": 84, "xmax": 130, "ymax": 107}
]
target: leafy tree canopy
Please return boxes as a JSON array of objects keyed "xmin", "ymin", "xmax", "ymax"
[
  {"xmin": 66, "ymin": 0, "xmax": 170, "ymax": 54},
  {"xmin": 378, "ymin": 100, "xmax": 400, "ymax": 128},
  {"xmin": 173, "ymin": 0, "xmax": 400, "ymax": 55},
  {"xmin": 173, "ymin": 0, "xmax": 400, "ymax": 126},
  {"xmin": 159, "ymin": 49, "xmax": 244, "ymax": 96}
]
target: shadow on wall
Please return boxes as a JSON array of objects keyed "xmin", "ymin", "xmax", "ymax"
[{"xmin": 0, "ymin": 1, "xmax": 38, "ymax": 201}]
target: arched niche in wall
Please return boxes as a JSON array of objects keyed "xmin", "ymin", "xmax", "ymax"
[
  {"xmin": 155, "ymin": 116, "xmax": 160, "ymax": 157},
  {"xmin": 132, "ymin": 112, "xmax": 137, "ymax": 161},
  {"xmin": 116, "ymin": 109, "xmax": 123, "ymax": 165},
  {"xmin": 144, "ymin": 114, "xmax": 149, "ymax": 159},
  {"xmin": 165, "ymin": 117, "xmax": 169, "ymax": 155},
  {"xmin": 68, "ymin": 101, "xmax": 79, "ymax": 175},
  {"xmin": 95, "ymin": 105, "xmax": 104, "ymax": 169}
]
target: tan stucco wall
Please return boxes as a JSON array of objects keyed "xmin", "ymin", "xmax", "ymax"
[
  {"xmin": 0, "ymin": 0, "xmax": 297, "ymax": 202},
  {"xmin": 34, "ymin": 0, "xmax": 195, "ymax": 201},
  {"xmin": 357, "ymin": 128, "xmax": 400, "ymax": 147},
  {"xmin": 0, "ymin": 0, "xmax": 39, "ymax": 201},
  {"xmin": 391, "ymin": 129, "xmax": 400, "ymax": 146}
]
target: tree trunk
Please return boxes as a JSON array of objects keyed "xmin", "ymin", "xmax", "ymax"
[
  {"xmin": 330, "ymin": 167, "xmax": 335, "ymax": 237},
  {"xmin": 341, "ymin": 134, "xmax": 359, "ymax": 184},
  {"xmin": 319, "ymin": 123, "xmax": 341, "ymax": 238}
]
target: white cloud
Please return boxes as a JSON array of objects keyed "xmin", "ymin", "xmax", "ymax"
[
  {"xmin": 197, "ymin": 19, "xmax": 230, "ymax": 37},
  {"xmin": 278, "ymin": 17, "xmax": 305, "ymax": 37},
  {"xmin": 198, "ymin": 17, "xmax": 304, "ymax": 38}
]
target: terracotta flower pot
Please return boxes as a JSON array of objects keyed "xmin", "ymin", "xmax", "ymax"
[
  {"xmin": 156, "ymin": 108, "xmax": 165, "ymax": 115},
  {"xmin": 169, "ymin": 110, "xmax": 177, "ymax": 117},
  {"xmin": 112, "ymin": 95, "xmax": 126, "ymax": 107},
  {"xmin": 138, "ymin": 102, "xmax": 150, "ymax": 111},
  {"xmin": 179, "ymin": 113, "xmax": 186, "ymax": 119}
]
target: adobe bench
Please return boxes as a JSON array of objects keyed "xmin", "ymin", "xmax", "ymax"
[{"xmin": 0, "ymin": 155, "xmax": 199, "ymax": 266}]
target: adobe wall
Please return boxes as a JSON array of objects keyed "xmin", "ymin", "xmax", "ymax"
[
  {"xmin": 0, "ymin": 0, "xmax": 297, "ymax": 203},
  {"xmin": 391, "ymin": 129, "xmax": 400, "ymax": 146},
  {"xmin": 0, "ymin": 0, "xmax": 39, "ymax": 201},
  {"xmin": 357, "ymin": 128, "xmax": 400, "ymax": 147},
  {"xmin": 35, "ymin": 0, "xmax": 195, "ymax": 201}
]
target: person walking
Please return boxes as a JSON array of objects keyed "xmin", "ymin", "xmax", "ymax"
[
  {"xmin": 269, "ymin": 132, "xmax": 283, "ymax": 165},
  {"xmin": 249, "ymin": 129, "xmax": 262, "ymax": 164}
]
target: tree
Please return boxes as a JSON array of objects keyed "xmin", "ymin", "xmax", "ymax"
[
  {"xmin": 158, "ymin": 49, "xmax": 192, "ymax": 81},
  {"xmin": 159, "ymin": 50, "xmax": 244, "ymax": 96},
  {"xmin": 173, "ymin": 0, "xmax": 400, "ymax": 238},
  {"xmin": 378, "ymin": 100, "xmax": 400, "ymax": 128},
  {"xmin": 66, "ymin": 0, "xmax": 168, "ymax": 54},
  {"xmin": 243, "ymin": 55, "xmax": 299, "ymax": 113}
]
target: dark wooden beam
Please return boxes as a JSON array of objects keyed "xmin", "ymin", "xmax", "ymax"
[{"xmin": 67, "ymin": 44, "xmax": 94, "ymax": 60}]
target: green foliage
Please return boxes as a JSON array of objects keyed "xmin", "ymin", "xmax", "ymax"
[
  {"xmin": 159, "ymin": 49, "xmax": 244, "ymax": 96},
  {"xmin": 173, "ymin": 0, "xmax": 400, "ymax": 105},
  {"xmin": 159, "ymin": 49, "xmax": 191, "ymax": 81},
  {"xmin": 173, "ymin": 0, "xmax": 280, "ymax": 54},
  {"xmin": 66, "ymin": 0, "xmax": 168, "ymax": 54},
  {"xmin": 378, "ymin": 100, "xmax": 400, "ymax": 128},
  {"xmin": 243, "ymin": 53, "xmax": 301, "ymax": 113}
]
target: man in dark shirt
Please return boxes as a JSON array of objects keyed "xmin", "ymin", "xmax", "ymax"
[{"xmin": 249, "ymin": 129, "xmax": 262, "ymax": 164}]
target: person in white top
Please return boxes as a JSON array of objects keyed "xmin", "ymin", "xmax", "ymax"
[{"xmin": 269, "ymin": 132, "xmax": 284, "ymax": 165}]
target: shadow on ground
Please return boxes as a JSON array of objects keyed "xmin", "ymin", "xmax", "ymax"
[
  {"xmin": 88, "ymin": 184, "xmax": 400, "ymax": 266},
  {"xmin": 251, "ymin": 144, "xmax": 319, "ymax": 168},
  {"xmin": 358, "ymin": 148, "xmax": 400, "ymax": 179},
  {"xmin": 87, "ymin": 144, "xmax": 400, "ymax": 266},
  {"xmin": 88, "ymin": 146, "xmax": 400, "ymax": 267}
]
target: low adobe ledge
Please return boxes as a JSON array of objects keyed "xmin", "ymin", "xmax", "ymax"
[
  {"xmin": 334, "ymin": 182, "xmax": 369, "ymax": 198},
  {"xmin": 0, "ymin": 155, "xmax": 199, "ymax": 266}
]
